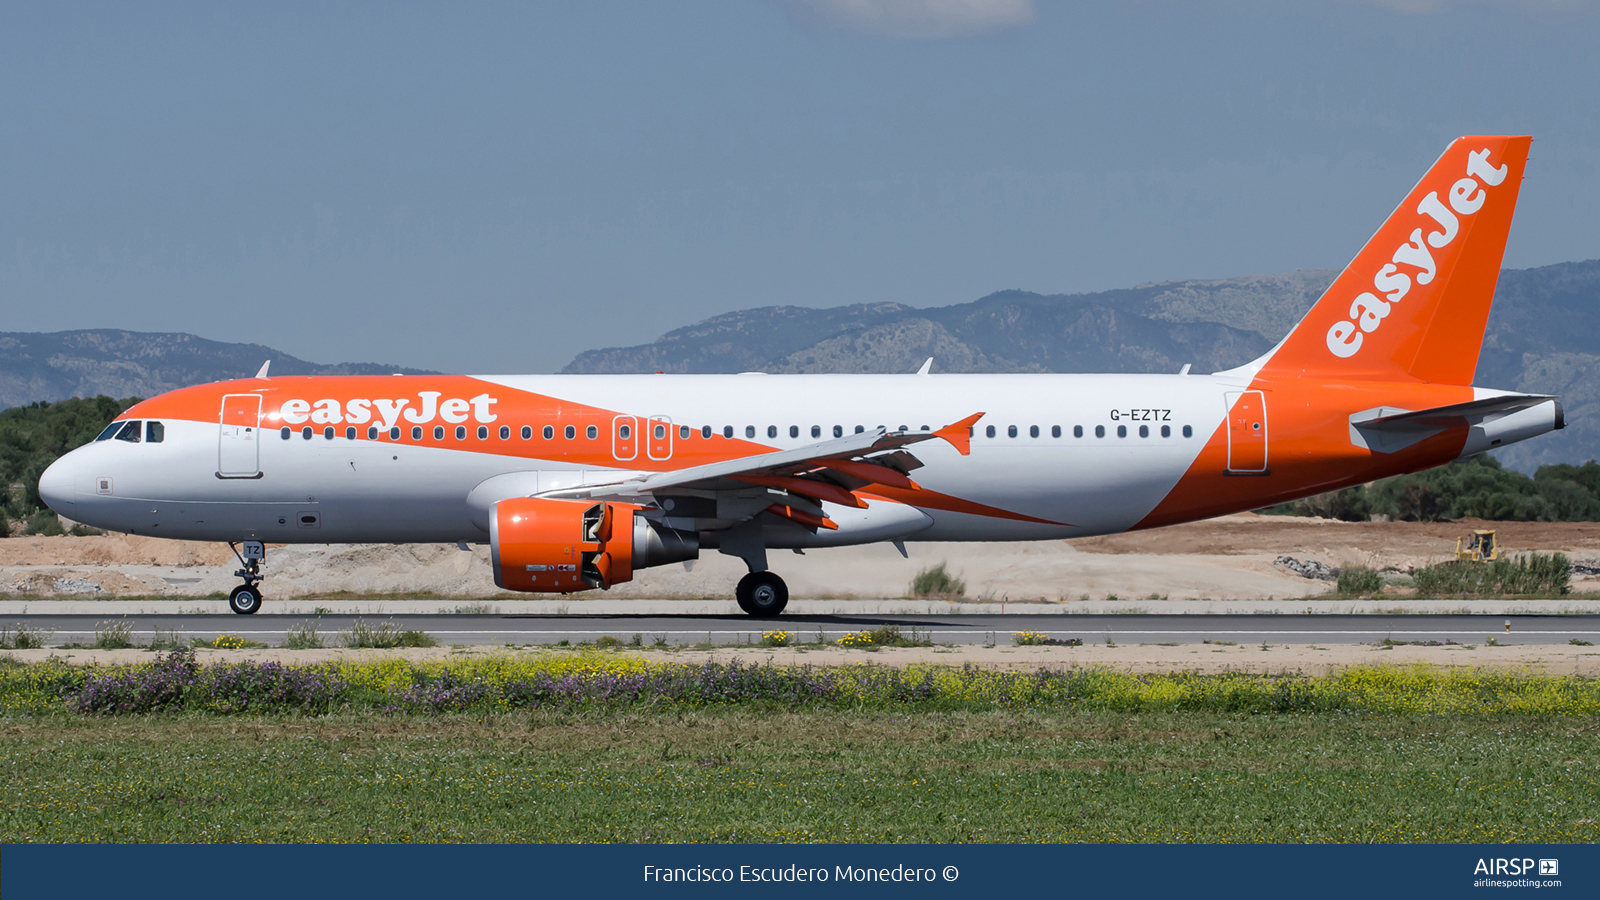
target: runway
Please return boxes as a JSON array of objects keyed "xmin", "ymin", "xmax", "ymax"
[{"xmin": 9, "ymin": 613, "xmax": 1600, "ymax": 647}]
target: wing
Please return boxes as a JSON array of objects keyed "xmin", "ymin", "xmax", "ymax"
[{"xmin": 540, "ymin": 412, "xmax": 983, "ymax": 531}]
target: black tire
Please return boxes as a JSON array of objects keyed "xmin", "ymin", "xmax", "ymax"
[
  {"xmin": 735, "ymin": 571, "xmax": 787, "ymax": 618},
  {"xmin": 229, "ymin": 584, "xmax": 263, "ymax": 615}
]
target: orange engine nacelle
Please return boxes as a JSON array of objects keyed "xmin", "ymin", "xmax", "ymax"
[{"xmin": 490, "ymin": 497, "xmax": 639, "ymax": 593}]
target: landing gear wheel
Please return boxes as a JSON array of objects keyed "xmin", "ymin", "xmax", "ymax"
[
  {"xmin": 736, "ymin": 572, "xmax": 788, "ymax": 618},
  {"xmin": 229, "ymin": 584, "xmax": 263, "ymax": 615}
]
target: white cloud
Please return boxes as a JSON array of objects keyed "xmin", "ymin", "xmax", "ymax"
[{"xmin": 783, "ymin": 0, "xmax": 1035, "ymax": 39}]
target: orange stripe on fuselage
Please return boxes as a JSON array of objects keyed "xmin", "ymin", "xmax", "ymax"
[
  {"xmin": 1133, "ymin": 378, "xmax": 1474, "ymax": 530},
  {"xmin": 122, "ymin": 376, "xmax": 778, "ymax": 472}
]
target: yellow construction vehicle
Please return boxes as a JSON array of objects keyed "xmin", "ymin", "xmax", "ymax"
[{"xmin": 1455, "ymin": 529, "xmax": 1500, "ymax": 562}]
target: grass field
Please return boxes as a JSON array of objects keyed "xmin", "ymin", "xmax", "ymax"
[
  {"xmin": 2, "ymin": 709, "xmax": 1597, "ymax": 843},
  {"xmin": 2, "ymin": 652, "xmax": 1598, "ymax": 844}
]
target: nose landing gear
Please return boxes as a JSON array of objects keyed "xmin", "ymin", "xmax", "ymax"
[{"xmin": 227, "ymin": 541, "xmax": 266, "ymax": 615}]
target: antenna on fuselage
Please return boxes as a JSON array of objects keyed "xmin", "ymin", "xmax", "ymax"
[{"xmin": 255, "ymin": 360, "xmax": 271, "ymax": 379}]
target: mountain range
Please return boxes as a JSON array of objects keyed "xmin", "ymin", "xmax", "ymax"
[
  {"xmin": 0, "ymin": 330, "xmax": 433, "ymax": 412},
  {"xmin": 563, "ymin": 260, "xmax": 1600, "ymax": 472},
  {"xmin": 4, "ymin": 259, "xmax": 1595, "ymax": 472}
]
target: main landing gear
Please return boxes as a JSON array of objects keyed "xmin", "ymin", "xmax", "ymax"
[
  {"xmin": 227, "ymin": 540, "xmax": 266, "ymax": 615},
  {"xmin": 736, "ymin": 571, "xmax": 788, "ymax": 618}
]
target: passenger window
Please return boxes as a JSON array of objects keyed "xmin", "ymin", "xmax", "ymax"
[
  {"xmin": 1051, "ymin": 425, "xmax": 1061, "ymax": 438},
  {"xmin": 1007, "ymin": 425, "xmax": 1018, "ymax": 438},
  {"xmin": 985, "ymin": 425, "xmax": 996, "ymax": 438},
  {"xmin": 620, "ymin": 424, "xmax": 632, "ymax": 440},
  {"xmin": 301, "ymin": 426, "xmax": 313, "ymax": 440},
  {"xmin": 679, "ymin": 425, "xmax": 690, "ymax": 440},
  {"xmin": 702, "ymin": 425, "xmax": 712, "ymax": 439},
  {"xmin": 115, "ymin": 421, "xmax": 141, "ymax": 443},
  {"xmin": 95, "ymin": 422, "xmax": 122, "ymax": 441},
  {"xmin": 811, "ymin": 426, "xmax": 821, "ymax": 438},
  {"xmin": 1161, "ymin": 425, "xmax": 1171, "ymax": 438},
  {"xmin": 1074, "ymin": 425, "xmax": 1083, "ymax": 438},
  {"xmin": 1117, "ymin": 425, "xmax": 1127, "ymax": 438},
  {"xmin": 346, "ymin": 426, "xmax": 356, "ymax": 440},
  {"xmin": 833, "ymin": 425, "xmax": 843, "ymax": 438},
  {"xmin": 1029, "ymin": 425, "xmax": 1039, "ymax": 438},
  {"xmin": 282, "ymin": 426, "xmax": 292, "ymax": 440},
  {"xmin": 500, "ymin": 425, "xmax": 510, "ymax": 440},
  {"xmin": 328, "ymin": 426, "xmax": 338, "ymax": 440},
  {"xmin": 435, "ymin": 426, "xmax": 445, "ymax": 440},
  {"xmin": 411, "ymin": 426, "xmax": 421, "ymax": 440},
  {"xmin": 855, "ymin": 425, "xmax": 865, "ymax": 434},
  {"xmin": 790, "ymin": 426, "xmax": 799, "ymax": 438},
  {"xmin": 521, "ymin": 425, "xmax": 532, "ymax": 440},
  {"xmin": 585, "ymin": 425, "xmax": 597, "ymax": 439},
  {"xmin": 1139, "ymin": 425, "xmax": 1149, "ymax": 438},
  {"xmin": 565, "ymin": 425, "xmax": 576, "ymax": 440},
  {"xmin": 1095, "ymin": 425, "xmax": 1105, "ymax": 438},
  {"xmin": 458, "ymin": 426, "xmax": 469, "ymax": 440},
  {"xmin": 389, "ymin": 426, "xmax": 400, "ymax": 440},
  {"xmin": 746, "ymin": 425, "xmax": 756, "ymax": 438},
  {"xmin": 544, "ymin": 425, "xmax": 555, "ymax": 439},
  {"xmin": 145, "ymin": 421, "xmax": 165, "ymax": 443},
  {"xmin": 767, "ymin": 425, "xmax": 777, "ymax": 439},
  {"xmin": 367, "ymin": 426, "xmax": 379, "ymax": 440},
  {"xmin": 723, "ymin": 425, "xmax": 734, "ymax": 439},
  {"xmin": 1182, "ymin": 425, "xmax": 1193, "ymax": 438}
]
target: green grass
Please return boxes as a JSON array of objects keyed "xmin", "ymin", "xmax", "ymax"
[{"xmin": 0, "ymin": 708, "xmax": 1595, "ymax": 843}]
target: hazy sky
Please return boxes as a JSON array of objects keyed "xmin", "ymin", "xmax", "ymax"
[{"xmin": 3, "ymin": 1, "xmax": 1597, "ymax": 373}]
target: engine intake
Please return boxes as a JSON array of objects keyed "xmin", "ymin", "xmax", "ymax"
[{"xmin": 490, "ymin": 497, "xmax": 697, "ymax": 593}]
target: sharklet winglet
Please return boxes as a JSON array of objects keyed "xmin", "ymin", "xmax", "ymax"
[{"xmin": 934, "ymin": 412, "xmax": 984, "ymax": 456}]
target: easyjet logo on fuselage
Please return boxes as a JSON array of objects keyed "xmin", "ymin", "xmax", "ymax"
[
  {"xmin": 278, "ymin": 392, "xmax": 500, "ymax": 429},
  {"xmin": 1325, "ymin": 147, "xmax": 1509, "ymax": 359}
]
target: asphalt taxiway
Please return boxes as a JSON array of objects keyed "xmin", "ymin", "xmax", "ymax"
[{"xmin": 8, "ymin": 613, "xmax": 1599, "ymax": 647}]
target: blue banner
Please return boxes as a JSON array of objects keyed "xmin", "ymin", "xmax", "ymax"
[{"xmin": 3, "ymin": 844, "xmax": 1593, "ymax": 898}]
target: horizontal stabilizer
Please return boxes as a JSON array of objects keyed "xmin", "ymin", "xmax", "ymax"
[{"xmin": 1349, "ymin": 393, "xmax": 1555, "ymax": 454}]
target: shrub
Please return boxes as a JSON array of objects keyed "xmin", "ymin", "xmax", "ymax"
[
  {"xmin": 94, "ymin": 619, "xmax": 135, "ymax": 650},
  {"xmin": 341, "ymin": 619, "xmax": 437, "ymax": 649},
  {"xmin": 594, "ymin": 635, "xmax": 624, "ymax": 649},
  {"xmin": 1336, "ymin": 566, "xmax": 1384, "ymax": 596},
  {"xmin": 1412, "ymin": 553, "xmax": 1570, "ymax": 596},
  {"xmin": 283, "ymin": 623, "xmax": 325, "ymax": 650},
  {"xmin": 1012, "ymin": 631, "xmax": 1082, "ymax": 647},
  {"xmin": 838, "ymin": 625, "xmax": 931, "ymax": 649},
  {"xmin": 910, "ymin": 562, "xmax": 966, "ymax": 597},
  {"xmin": 23, "ymin": 509, "xmax": 65, "ymax": 536},
  {"xmin": 760, "ymin": 630, "xmax": 795, "ymax": 647},
  {"xmin": 0, "ymin": 623, "xmax": 53, "ymax": 649}
]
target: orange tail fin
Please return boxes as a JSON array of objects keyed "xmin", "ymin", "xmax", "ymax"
[{"xmin": 1254, "ymin": 136, "xmax": 1530, "ymax": 385}]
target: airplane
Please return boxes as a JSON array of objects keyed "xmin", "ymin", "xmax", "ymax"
[{"xmin": 38, "ymin": 135, "xmax": 1563, "ymax": 616}]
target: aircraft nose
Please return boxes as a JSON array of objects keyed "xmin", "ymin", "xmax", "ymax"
[{"xmin": 37, "ymin": 455, "xmax": 76, "ymax": 516}]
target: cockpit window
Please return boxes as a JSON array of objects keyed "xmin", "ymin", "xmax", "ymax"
[
  {"xmin": 145, "ymin": 421, "xmax": 165, "ymax": 443},
  {"xmin": 95, "ymin": 422, "xmax": 123, "ymax": 441},
  {"xmin": 114, "ymin": 421, "xmax": 142, "ymax": 443}
]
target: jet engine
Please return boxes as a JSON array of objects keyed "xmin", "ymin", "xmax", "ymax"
[{"xmin": 490, "ymin": 497, "xmax": 698, "ymax": 592}]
